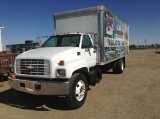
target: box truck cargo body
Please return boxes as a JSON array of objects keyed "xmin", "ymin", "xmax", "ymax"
[
  {"xmin": 54, "ymin": 5, "xmax": 129, "ymax": 64},
  {"xmin": 8, "ymin": 5, "xmax": 129, "ymax": 109}
]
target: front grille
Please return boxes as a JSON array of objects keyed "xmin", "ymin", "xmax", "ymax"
[{"xmin": 16, "ymin": 59, "xmax": 50, "ymax": 75}]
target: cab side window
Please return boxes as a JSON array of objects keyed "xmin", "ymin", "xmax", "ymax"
[{"xmin": 82, "ymin": 35, "xmax": 92, "ymax": 49}]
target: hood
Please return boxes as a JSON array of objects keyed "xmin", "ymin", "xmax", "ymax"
[{"xmin": 16, "ymin": 47, "xmax": 79, "ymax": 60}]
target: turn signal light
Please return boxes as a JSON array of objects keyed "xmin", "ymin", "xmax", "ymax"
[
  {"xmin": 58, "ymin": 60, "xmax": 65, "ymax": 66},
  {"xmin": 11, "ymin": 74, "xmax": 16, "ymax": 79}
]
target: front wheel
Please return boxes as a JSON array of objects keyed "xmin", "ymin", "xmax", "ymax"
[{"xmin": 65, "ymin": 73, "xmax": 88, "ymax": 109}]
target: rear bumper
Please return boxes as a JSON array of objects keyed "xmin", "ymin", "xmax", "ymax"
[{"xmin": 8, "ymin": 77, "xmax": 70, "ymax": 95}]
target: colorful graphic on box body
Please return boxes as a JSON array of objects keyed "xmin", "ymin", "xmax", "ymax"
[{"xmin": 104, "ymin": 9, "xmax": 129, "ymax": 62}]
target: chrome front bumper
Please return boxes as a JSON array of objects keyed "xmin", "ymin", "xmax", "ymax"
[{"xmin": 8, "ymin": 77, "xmax": 70, "ymax": 95}]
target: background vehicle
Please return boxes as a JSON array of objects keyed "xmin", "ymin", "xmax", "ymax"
[
  {"xmin": 0, "ymin": 53, "xmax": 17, "ymax": 86},
  {"xmin": 8, "ymin": 5, "xmax": 129, "ymax": 109},
  {"xmin": 6, "ymin": 40, "xmax": 41, "ymax": 53}
]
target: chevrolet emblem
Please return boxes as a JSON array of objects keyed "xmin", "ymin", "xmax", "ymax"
[{"xmin": 26, "ymin": 65, "xmax": 34, "ymax": 69}]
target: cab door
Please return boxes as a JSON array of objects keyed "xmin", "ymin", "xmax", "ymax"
[{"xmin": 81, "ymin": 35, "xmax": 96, "ymax": 67}]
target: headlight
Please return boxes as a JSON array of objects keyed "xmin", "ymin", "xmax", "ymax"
[{"xmin": 57, "ymin": 69, "xmax": 66, "ymax": 77}]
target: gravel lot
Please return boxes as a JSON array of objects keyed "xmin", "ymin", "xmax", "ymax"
[{"xmin": 0, "ymin": 49, "xmax": 160, "ymax": 119}]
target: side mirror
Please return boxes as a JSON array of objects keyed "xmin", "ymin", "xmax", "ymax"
[
  {"xmin": 93, "ymin": 44, "xmax": 98, "ymax": 53},
  {"xmin": 93, "ymin": 45, "xmax": 97, "ymax": 50},
  {"xmin": 94, "ymin": 34, "xmax": 99, "ymax": 43},
  {"xmin": 93, "ymin": 33, "xmax": 99, "ymax": 53}
]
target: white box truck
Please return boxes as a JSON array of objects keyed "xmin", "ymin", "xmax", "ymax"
[{"xmin": 8, "ymin": 5, "xmax": 129, "ymax": 109}]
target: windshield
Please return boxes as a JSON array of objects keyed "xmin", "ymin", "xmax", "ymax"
[{"xmin": 41, "ymin": 34, "xmax": 80, "ymax": 47}]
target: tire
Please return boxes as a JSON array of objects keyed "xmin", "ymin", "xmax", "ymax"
[
  {"xmin": 112, "ymin": 59, "xmax": 124, "ymax": 74},
  {"xmin": 117, "ymin": 59, "xmax": 124, "ymax": 74},
  {"xmin": 112, "ymin": 61, "xmax": 118, "ymax": 74},
  {"xmin": 65, "ymin": 73, "xmax": 88, "ymax": 109}
]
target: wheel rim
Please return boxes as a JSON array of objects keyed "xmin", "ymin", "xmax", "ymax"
[
  {"xmin": 75, "ymin": 80, "xmax": 86, "ymax": 101},
  {"xmin": 121, "ymin": 61, "xmax": 124, "ymax": 71}
]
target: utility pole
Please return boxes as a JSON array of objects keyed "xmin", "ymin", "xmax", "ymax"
[
  {"xmin": 0, "ymin": 26, "xmax": 5, "ymax": 52},
  {"xmin": 145, "ymin": 39, "xmax": 147, "ymax": 47}
]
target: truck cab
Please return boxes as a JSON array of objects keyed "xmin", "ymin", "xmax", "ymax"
[{"xmin": 8, "ymin": 33, "xmax": 100, "ymax": 109}]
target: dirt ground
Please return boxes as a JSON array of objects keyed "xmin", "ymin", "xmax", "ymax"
[{"xmin": 0, "ymin": 49, "xmax": 160, "ymax": 119}]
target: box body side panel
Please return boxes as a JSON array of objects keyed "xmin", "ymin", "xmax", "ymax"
[{"xmin": 101, "ymin": 7, "xmax": 129, "ymax": 64}]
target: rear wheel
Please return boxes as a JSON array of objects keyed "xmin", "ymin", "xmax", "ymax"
[
  {"xmin": 117, "ymin": 59, "xmax": 124, "ymax": 74},
  {"xmin": 112, "ymin": 61, "xmax": 118, "ymax": 74},
  {"xmin": 65, "ymin": 73, "xmax": 88, "ymax": 109},
  {"xmin": 112, "ymin": 59, "xmax": 124, "ymax": 74}
]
